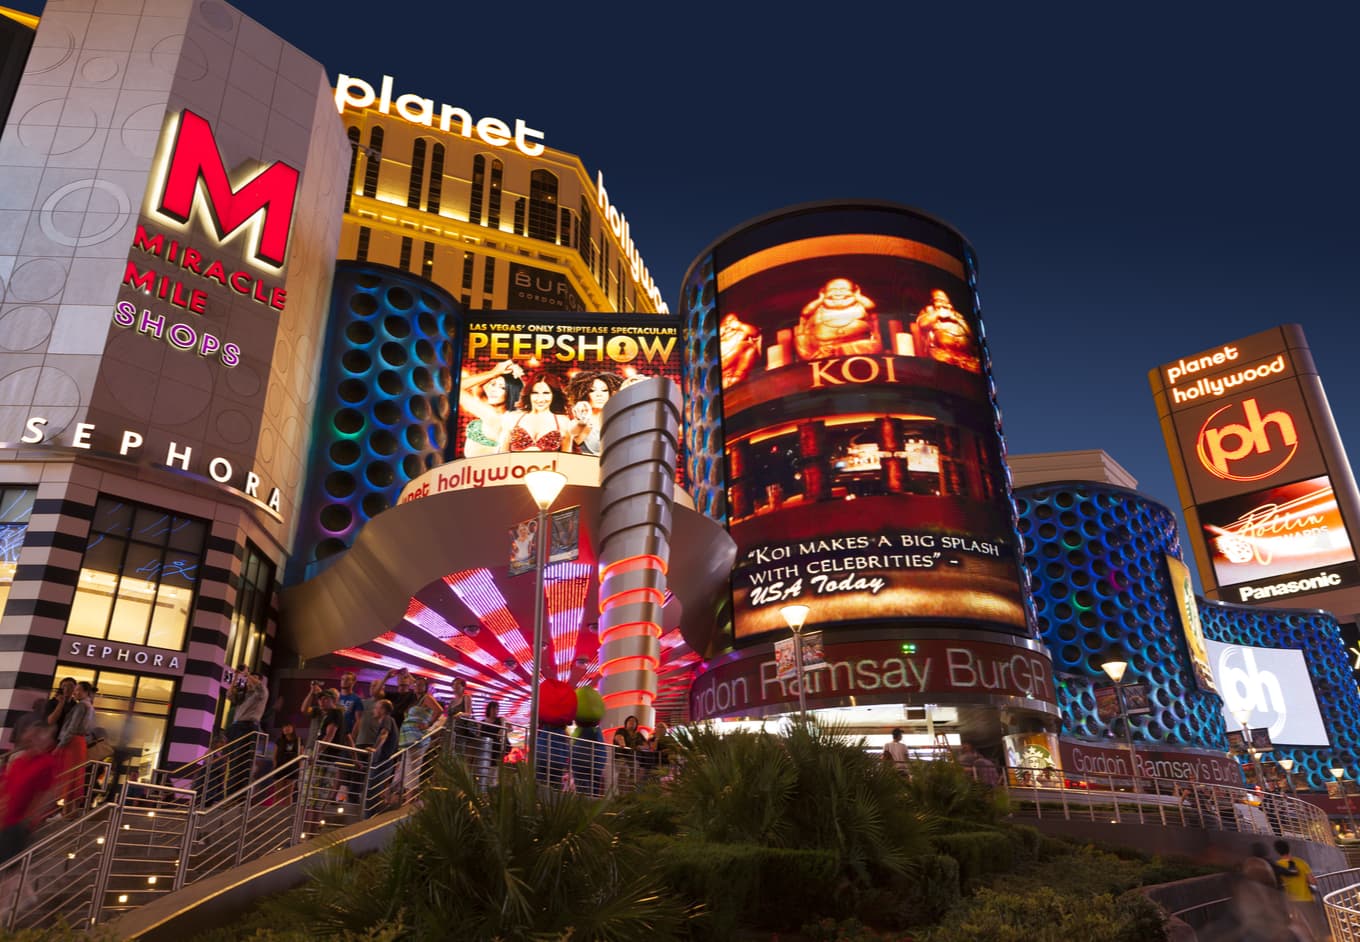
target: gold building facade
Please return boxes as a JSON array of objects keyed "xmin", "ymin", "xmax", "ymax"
[{"xmin": 334, "ymin": 73, "xmax": 667, "ymax": 316}]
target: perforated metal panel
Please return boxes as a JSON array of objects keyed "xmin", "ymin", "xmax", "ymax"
[
  {"xmin": 1015, "ymin": 481, "xmax": 1227, "ymax": 748},
  {"xmin": 293, "ymin": 263, "xmax": 459, "ymax": 580},
  {"xmin": 679, "ymin": 252, "xmax": 726, "ymax": 524}
]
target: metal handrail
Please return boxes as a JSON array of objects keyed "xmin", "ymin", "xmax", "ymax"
[
  {"xmin": 1003, "ymin": 762, "xmax": 1336, "ymax": 845},
  {"xmin": 1325, "ymin": 881, "xmax": 1360, "ymax": 940}
]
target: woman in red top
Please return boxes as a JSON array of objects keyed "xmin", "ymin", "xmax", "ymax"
[
  {"xmin": 498, "ymin": 373, "xmax": 573, "ymax": 453},
  {"xmin": 0, "ymin": 723, "xmax": 59, "ymax": 863}
]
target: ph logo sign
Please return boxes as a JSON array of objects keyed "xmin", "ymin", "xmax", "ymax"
[
  {"xmin": 1196, "ymin": 397, "xmax": 1298, "ymax": 482},
  {"xmin": 152, "ymin": 110, "xmax": 300, "ymax": 270},
  {"xmin": 1217, "ymin": 645, "xmax": 1287, "ymax": 740}
]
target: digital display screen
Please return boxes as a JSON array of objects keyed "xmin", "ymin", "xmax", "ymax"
[
  {"xmin": 454, "ymin": 313, "xmax": 682, "ymax": 460},
  {"xmin": 1198, "ymin": 474, "xmax": 1360, "ymax": 601},
  {"xmin": 712, "ymin": 214, "xmax": 1027, "ymax": 640},
  {"xmin": 1204, "ymin": 640, "xmax": 1329, "ymax": 746}
]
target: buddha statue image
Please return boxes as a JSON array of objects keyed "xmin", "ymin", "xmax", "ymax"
[
  {"xmin": 794, "ymin": 278, "xmax": 882, "ymax": 361},
  {"xmin": 719, "ymin": 312, "xmax": 761, "ymax": 387},
  {"xmin": 914, "ymin": 289, "xmax": 981, "ymax": 373}
]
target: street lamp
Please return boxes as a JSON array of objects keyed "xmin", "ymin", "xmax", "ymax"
[
  {"xmin": 1232, "ymin": 708, "xmax": 1267, "ymax": 786},
  {"xmin": 524, "ymin": 469, "xmax": 567, "ymax": 777},
  {"xmin": 1332, "ymin": 766, "xmax": 1358, "ymax": 837},
  {"xmin": 780, "ymin": 604, "xmax": 811, "ymax": 723},
  {"xmin": 1278, "ymin": 757, "xmax": 1296, "ymax": 797},
  {"xmin": 1100, "ymin": 658, "xmax": 1140, "ymax": 792}
]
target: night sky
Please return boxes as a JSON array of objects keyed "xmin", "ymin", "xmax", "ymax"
[{"xmin": 12, "ymin": 1, "xmax": 1360, "ymax": 569}]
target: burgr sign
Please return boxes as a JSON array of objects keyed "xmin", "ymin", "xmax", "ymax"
[{"xmin": 1204, "ymin": 639, "xmax": 1329, "ymax": 746}]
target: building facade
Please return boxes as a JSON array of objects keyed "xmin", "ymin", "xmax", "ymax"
[
  {"xmin": 0, "ymin": 0, "xmax": 347, "ymax": 764},
  {"xmin": 333, "ymin": 72, "xmax": 667, "ymax": 317}
]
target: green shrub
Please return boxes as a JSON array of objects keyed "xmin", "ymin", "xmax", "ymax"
[
  {"xmin": 804, "ymin": 916, "xmax": 918, "ymax": 941},
  {"xmin": 614, "ymin": 780, "xmax": 684, "ymax": 836},
  {"xmin": 926, "ymin": 886, "xmax": 1168, "ymax": 942},
  {"xmin": 859, "ymin": 853, "xmax": 961, "ymax": 929},
  {"xmin": 931, "ymin": 830, "xmax": 1017, "ymax": 889},
  {"xmin": 645, "ymin": 836, "xmax": 839, "ymax": 938},
  {"xmin": 670, "ymin": 722, "xmax": 929, "ymax": 883},
  {"xmin": 260, "ymin": 758, "xmax": 684, "ymax": 941},
  {"xmin": 902, "ymin": 758, "xmax": 1004, "ymax": 823}
]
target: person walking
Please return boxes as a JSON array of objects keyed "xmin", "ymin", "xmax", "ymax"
[
  {"xmin": 55, "ymin": 682, "xmax": 95, "ymax": 815},
  {"xmin": 1274, "ymin": 839, "xmax": 1324, "ymax": 940},
  {"xmin": 0, "ymin": 723, "xmax": 59, "ymax": 862},
  {"xmin": 882, "ymin": 728, "xmax": 910, "ymax": 775},
  {"xmin": 0, "ymin": 723, "xmax": 59, "ymax": 913}
]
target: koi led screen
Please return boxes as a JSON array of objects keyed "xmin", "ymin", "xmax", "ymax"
[
  {"xmin": 453, "ymin": 313, "xmax": 683, "ymax": 460},
  {"xmin": 710, "ymin": 205, "xmax": 1029, "ymax": 640}
]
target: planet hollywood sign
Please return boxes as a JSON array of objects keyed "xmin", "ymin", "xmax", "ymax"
[{"xmin": 689, "ymin": 636, "xmax": 1056, "ymax": 720}]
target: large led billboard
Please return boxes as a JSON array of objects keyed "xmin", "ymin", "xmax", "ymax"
[
  {"xmin": 454, "ymin": 314, "xmax": 682, "ymax": 460},
  {"xmin": 1198, "ymin": 475, "xmax": 1359, "ymax": 601},
  {"xmin": 1166, "ymin": 554, "xmax": 1215, "ymax": 693},
  {"xmin": 701, "ymin": 205, "xmax": 1028, "ymax": 641},
  {"xmin": 1203, "ymin": 639, "xmax": 1329, "ymax": 746},
  {"xmin": 1151, "ymin": 326, "xmax": 1360, "ymax": 606}
]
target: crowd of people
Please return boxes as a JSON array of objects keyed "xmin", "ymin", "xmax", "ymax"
[{"xmin": 211, "ymin": 668, "xmax": 511, "ymax": 813}]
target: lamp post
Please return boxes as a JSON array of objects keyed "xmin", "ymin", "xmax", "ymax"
[
  {"xmin": 780, "ymin": 604, "xmax": 811, "ymax": 723},
  {"xmin": 1332, "ymin": 766, "xmax": 1358, "ymax": 837},
  {"xmin": 1100, "ymin": 659, "xmax": 1140, "ymax": 793},
  {"xmin": 523, "ymin": 469, "xmax": 567, "ymax": 777},
  {"xmin": 1231, "ymin": 708, "xmax": 1261, "ymax": 784},
  {"xmin": 1278, "ymin": 758, "xmax": 1296, "ymax": 797}
]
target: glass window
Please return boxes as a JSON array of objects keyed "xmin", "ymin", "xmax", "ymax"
[
  {"xmin": 462, "ymin": 251, "xmax": 475, "ymax": 290},
  {"xmin": 362, "ymin": 127, "xmax": 383, "ymax": 198},
  {"xmin": 578, "ymin": 196, "xmax": 593, "ymax": 269},
  {"xmin": 0, "ymin": 486, "xmax": 36, "ymax": 616},
  {"xmin": 345, "ymin": 127, "xmax": 360, "ymax": 212},
  {"xmin": 483, "ymin": 256, "xmax": 495, "ymax": 295},
  {"xmin": 487, "ymin": 158, "xmax": 503, "ymax": 228},
  {"xmin": 66, "ymin": 497, "xmax": 208, "ymax": 650},
  {"xmin": 422, "ymin": 242, "xmax": 435, "ymax": 278},
  {"xmin": 468, "ymin": 154, "xmax": 486, "ymax": 225},
  {"xmin": 407, "ymin": 138, "xmax": 426, "ymax": 209},
  {"xmin": 399, "ymin": 236, "xmax": 413, "ymax": 271},
  {"xmin": 356, "ymin": 226, "xmax": 371, "ymax": 262},
  {"xmin": 528, "ymin": 170, "xmax": 558, "ymax": 243},
  {"xmin": 217, "ymin": 544, "xmax": 275, "ymax": 730},
  {"xmin": 427, "ymin": 144, "xmax": 444, "ymax": 214},
  {"xmin": 513, "ymin": 198, "xmax": 525, "ymax": 236},
  {"xmin": 51, "ymin": 665, "xmax": 177, "ymax": 773}
]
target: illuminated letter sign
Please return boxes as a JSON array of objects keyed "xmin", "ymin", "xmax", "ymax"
[
  {"xmin": 154, "ymin": 111, "xmax": 300, "ymax": 270},
  {"xmin": 1196, "ymin": 397, "xmax": 1298, "ymax": 482}
]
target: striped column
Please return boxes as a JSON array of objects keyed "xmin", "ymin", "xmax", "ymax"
[
  {"xmin": 164, "ymin": 520, "xmax": 242, "ymax": 765},
  {"xmin": 596, "ymin": 378, "xmax": 680, "ymax": 738},
  {"xmin": 0, "ymin": 465, "xmax": 98, "ymax": 746}
]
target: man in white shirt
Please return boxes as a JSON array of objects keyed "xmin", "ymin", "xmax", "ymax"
[{"xmin": 883, "ymin": 728, "xmax": 910, "ymax": 775}]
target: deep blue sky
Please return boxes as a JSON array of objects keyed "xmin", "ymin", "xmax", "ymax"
[{"xmin": 14, "ymin": 1, "xmax": 1360, "ymax": 551}]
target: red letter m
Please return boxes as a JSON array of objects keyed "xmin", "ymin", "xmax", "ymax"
[{"xmin": 155, "ymin": 110, "xmax": 300, "ymax": 269}]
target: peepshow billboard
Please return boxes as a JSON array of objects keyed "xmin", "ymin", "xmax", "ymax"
[
  {"xmin": 453, "ymin": 313, "xmax": 682, "ymax": 460},
  {"xmin": 707, "ymin": 205, "xmax": 1029, "ymax": 641}
]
